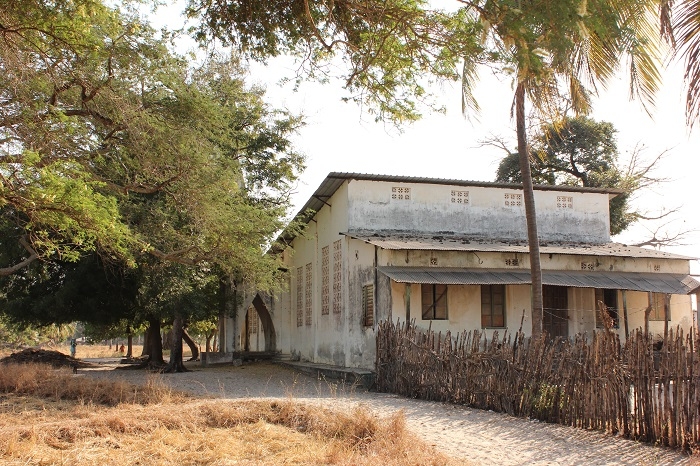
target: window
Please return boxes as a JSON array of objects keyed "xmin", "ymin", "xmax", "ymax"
[
  {"xmin": 305, "ymin": 263, "xmax": 312, "ymax": 326},
  {"xmin": 333, "ymin": 240, "xmax": 343, "ymax": 314},
  {"xmin": 321, "ymin": 246, "xmax": 330, "ymax": 315},
  {"xmin": 556, "ymin": 196, "xmax": 573, "ymax": 209},
  {"xmin": 296, "ymin": 267, "xmax": 303, "ymax": 327},
  {"xmin": 391, "ymin": 186, "xmax": 411, "ymax": 200},
  {"xmin": 649, "ymin": 293, "xmax": 671, "ymax": 321},
  {"xmin": 362, "ymin": 284, "xmax": 374, "ymax": 327},
  {"xmin": 481, "ymin": 284, "xmax": 505, "ymax": 328},
  {"xmin": 595, "ymin": 289, "xmax": 619, "ymax": 328},
  {"xmin": 504, "ymin": 193, "xmax": 522, "ymax": 207},
  {"xmin": 247, "ymin": 308, "xmax": 258, "ymax": 334},
  {"xmin": 451, "ymin": 190, "xmax": 469, "ymax": 205},
  {"xmin": 421, "ymin": 284, "xmax": 447, "ymax": 320}
]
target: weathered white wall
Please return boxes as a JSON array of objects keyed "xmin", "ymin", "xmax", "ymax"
[
  {"xmin": 251, "ymin": 177, "xmax": 694, "ymax": 371},
  {"xmin": 389, "ymin": 281, "xmax": 533, "ymax": 337},
  {"xmin": 380, "ymin": 248, "xmax": 695, "ymax": 341},
  {"xmin": 346, "ymin": 179, "xmax": 611, "ymax": 243},
  {"xmin": 274, "ymin": 182, "xmax": 381, "ymax": 368}
]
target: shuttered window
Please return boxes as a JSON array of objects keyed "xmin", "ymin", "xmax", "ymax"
[
  {"xmin": 421, "ymin": 284, "xmax": 447, "ymax": 320},
  {"xmin": 362, "ymin": 284, "xmax": 374, "ymax": 327},
  {"xmin": 481, "ymin": 284, "xmax": 505, "ymax": 328}
]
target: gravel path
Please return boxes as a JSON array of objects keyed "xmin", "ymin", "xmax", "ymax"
[{"xmin": 82, "ymin": 360, "xmax": 694, "ymax": 466}]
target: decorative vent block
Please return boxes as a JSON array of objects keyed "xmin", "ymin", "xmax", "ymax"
[
  {"xmin": 451, "ymin": 190, "xmax": 469, "ymax": 205},
  {"xmin": 321, "ymin": 246, "xmax": 329, "ymax": 315},
  {"xmin": 504, "ymin": 193, "xmax": 522, "ymax": 207},
  {"xmin": 505, "ymin": 258, "xmax": 519, "ymax": 266},
  {"xmin": 391, "ymin": 186, "xmax": 411, "ymax": 200},
  {"xmin": 581, "ymin": 262, "xmax": 595, "ymax": 270},
  {"xmin": 305, "ymin": 263, "xmax": 312, "ymax": 326},
  {"xmin": 654, "ymin": 264, "xmax": 661, "ymax": 272},
  {"xmin": 557, "ymin": 196, "xmax": 573, "ymax": 209},
  {"xmin": 430, "ymin": 257, "xmax": 438, "ymax": 266},
  {"xmin": 333, "ymin": 240, "xmax": 343, "ymax": 314},
  {"xmin": 296, "ymin": 267, "xmax": 303, "ymax": 327}
]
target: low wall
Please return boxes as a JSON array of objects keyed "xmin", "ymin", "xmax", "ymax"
[{"xmin": 200, "ymin": 352, "xmax": 242, "ymax": 367}]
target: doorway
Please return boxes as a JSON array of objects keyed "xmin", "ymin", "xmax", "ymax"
[{"xmin": 543, "ymin": 285, "xmax": 569, "ymax": 339}]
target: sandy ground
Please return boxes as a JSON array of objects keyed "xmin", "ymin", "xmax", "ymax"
[{"xmin": 81, "ymin": 360, "xmax": 694, "ymax": 466}]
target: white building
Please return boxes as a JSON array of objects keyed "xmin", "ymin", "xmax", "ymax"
[{"xmin": 228, "ymin": 173, "xmax": 698, "ymax": 370}]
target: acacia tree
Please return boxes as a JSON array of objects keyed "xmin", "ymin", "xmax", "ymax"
[
  {"xmin": 494, "ymin": 116, "xmax": 674, "ymax": 238},
  {"xmin": 1, "ymin": 0, "xmax": 304, "ymax": 371}
]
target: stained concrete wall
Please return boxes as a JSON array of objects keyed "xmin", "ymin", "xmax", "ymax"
[
  {"xmin": 247, "ymin": 178, "xmax": 694, "ymax": 370},
  {"xmin": 346, "ymin": 179, "xmax": 611, "ymax": 243}
]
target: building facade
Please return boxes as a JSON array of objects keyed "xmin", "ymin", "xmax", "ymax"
[{"xmin": 230, "ymin": 173, "xmax": 698, "ymax": 370}]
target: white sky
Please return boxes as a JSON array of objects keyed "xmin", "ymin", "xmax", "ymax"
[
  {"xmin": 252, "ymin": 57, "xmax": 700, "ymax": 270},
  {"xmin": 153, "ymin": 2, "xmax": 700, "ymax": 273}
]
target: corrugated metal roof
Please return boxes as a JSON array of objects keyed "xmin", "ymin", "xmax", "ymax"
[
  {"xmin": 272, "ymin": 172, "xmax": 624, "ymax": 249},
  {"xmin": 347, "ymin": 233, "xmax": 694, "ymax": 260},
  {"xmin": 378, "ymin": 267, "xmax": 700, "ymax": 294}
]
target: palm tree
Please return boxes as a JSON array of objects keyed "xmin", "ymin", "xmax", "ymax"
[
  {"xmin": 457, "ymin": 0, "xmax": 663, "ymax": 337},
  {"xmin": 664, "ymin": 0, "xmax": 700, "ymax": 126}
]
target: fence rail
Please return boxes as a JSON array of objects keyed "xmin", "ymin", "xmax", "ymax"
[{"xmin": 375, "ymin": 320, "xmax": 700, "ymax": 451}]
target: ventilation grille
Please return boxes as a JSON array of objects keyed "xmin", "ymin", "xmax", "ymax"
[{"xmin": 391, "ymin": 186, "xmax": 411, "ymax": 200}]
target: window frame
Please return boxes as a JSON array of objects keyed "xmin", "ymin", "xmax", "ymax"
[
  {"xmin": 481, "ymin": 284, "xmax": 506, "ymax": 328},
  {"xmin": 362, "ymin": 283, "xmax": 374, "ymax": 327},
  {"xmin": 649, "ymin": 292, "xmax": 671, "ymax": 321},
  {"xmin": 421, "ymin": 284, "xmax": 448, "ymax": 320}
]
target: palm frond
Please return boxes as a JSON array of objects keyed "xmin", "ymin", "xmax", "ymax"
[
  {"xmin": 461, "ymin": 54, "xmax": 481, "ymax": 118},
  {"xmin": 673, "ymin": 0, "xmax": 700, "ymax": 126}
]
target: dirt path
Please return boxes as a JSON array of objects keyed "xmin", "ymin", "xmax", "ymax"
[{"xmin": 82, "ymin": 361, "xmax": 693, "ymax": 466}]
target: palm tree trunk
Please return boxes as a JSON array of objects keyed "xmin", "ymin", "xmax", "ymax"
[{"xmin": 515, "ymin": 82, "xmax": 544, "ymax": 338}]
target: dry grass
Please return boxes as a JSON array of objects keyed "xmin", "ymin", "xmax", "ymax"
[{"xmin": 0, "ymin": 363, "xmax": 462, "ymax": 465}]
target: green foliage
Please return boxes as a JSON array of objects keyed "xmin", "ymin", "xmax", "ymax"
[
  {"xmin": 495, "ymin": 116, "xmax": 637, "ymax": 235},
  {"xmin": 0, "ymin": 316, "xmax": 75, "ymax": 348},
  {"xmin": 1, "ymin": 1, "xmax": 305, "ymax": 338},
  {"xmin": 187, "ymin": 0, "xmax": 482, "ymax": 122},
  {"xmin": 456, "ymin": 0, "xmax": 661, "ymax": 120},
  {"xmin": 1, "ymin": 1, "xmax": 304, "ymax": 283}
]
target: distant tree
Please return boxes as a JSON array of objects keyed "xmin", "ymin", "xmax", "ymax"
[{"xmin": 494, "ymin": 116, "xmax": 675, "ymax": 240}]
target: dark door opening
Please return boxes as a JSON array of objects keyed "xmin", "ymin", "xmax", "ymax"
[
  {"xmin": 595, "ymin": 289, "xmax": 619, "ymax": 328},
  {"xmin": 543, "ymin": 285, "xmax": 569, "ymax": 340}
]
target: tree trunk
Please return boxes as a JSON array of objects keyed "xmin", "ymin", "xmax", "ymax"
[
  {"xmin": 164, "ymin": 312, "xmax": 187, "ymax": 372},
  {"xmin": 141, "ymin": 327, "xmax": 150, "ymax": 357},
  {"xmin": 182, "ymin": 327, "xmax": 200, "ymax": 361},
  {"xmin": 515, "ymin": 82, "xmax": 544, "ymax": 338},
  {"xmin": 218, "ymin": 276, "xmax": 228, "ymax": 353},
  {"xmin": 144, "ymin": 317, "xmax": 165, "ymax": 364},
  {"xmin": 126, "ymin": 333, "xmax": 133, "ymax": 359}
]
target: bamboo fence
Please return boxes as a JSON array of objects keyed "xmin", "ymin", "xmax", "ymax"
[{"xmin": 375, "ymin": 320, "xmax": 700, "ymax": 451}]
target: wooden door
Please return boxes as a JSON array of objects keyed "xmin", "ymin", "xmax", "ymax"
[{"xmin": 543, "ymin": 285, "xmax": 568, "ymax": 340}]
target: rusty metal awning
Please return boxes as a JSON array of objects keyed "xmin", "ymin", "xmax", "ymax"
[{"xmin": 377, "ymin": 267, "xmax": 700, "ymax": 295}]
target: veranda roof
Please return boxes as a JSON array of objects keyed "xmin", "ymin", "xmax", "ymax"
[{"xmin": 378, "ymin": 267, "xmax": 700, "ymax": 295}]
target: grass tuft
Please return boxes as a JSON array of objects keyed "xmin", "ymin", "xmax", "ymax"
[{"xmin": 0, "ymin": 363, "xmax": 464, "ymax": 465}]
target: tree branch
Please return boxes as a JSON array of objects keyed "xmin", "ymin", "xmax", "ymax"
[{"xmin": 0, "ymin": 236, "xmax": 39, "ymax": 276}]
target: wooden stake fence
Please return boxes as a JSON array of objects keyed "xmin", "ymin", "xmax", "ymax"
[{"xmin": 375, "ymin": 320, "xmax": 700, "ymax": 451}]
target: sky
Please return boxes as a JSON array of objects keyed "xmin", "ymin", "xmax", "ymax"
[
  {"xmin": 153, "ymin": 2, "xmax": 700, "ymax": 272},
  {"xmin": 250, "ymin": 57, "xmax": 700, "ymax": 269}
]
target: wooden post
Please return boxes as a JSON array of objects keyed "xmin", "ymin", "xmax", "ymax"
[
  {"xmin": 664, "ymin": 294, "xmax": 670, "ymax": 341},
  {"xmin": 622, "ymin": 290, "xmax": 629, "ymax": 340},
  {"xmin": 645, "ymin": 292, "xmax": 653, "ymax": 338}
]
